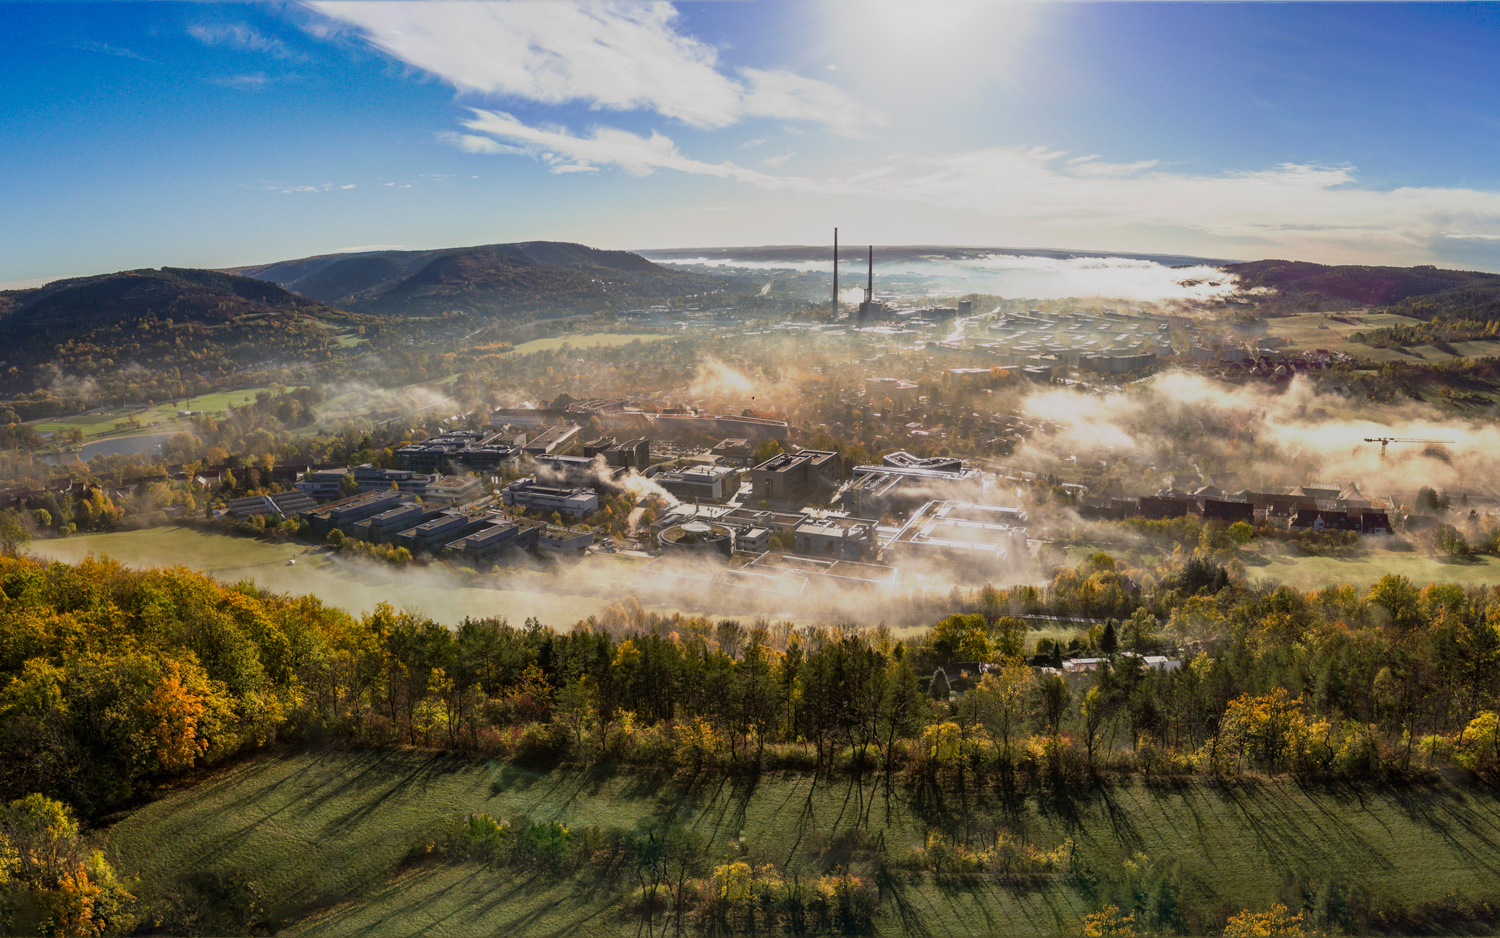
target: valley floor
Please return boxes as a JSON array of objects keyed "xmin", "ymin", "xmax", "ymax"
[{"xmin": 26, "ymin": 527, "xmax": 659, "ymax": 627}]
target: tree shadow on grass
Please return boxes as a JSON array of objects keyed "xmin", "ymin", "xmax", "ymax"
[
  {"xmin": 879, "ymin": 873, "xmax": 933, "ymax": 938},
  {"xmin": 316, "ymin": 751, "xmax": 473, "ymax": 840},
  {"xmin": 1378, "ymin": 780, "xmax": 1500, "ymax": 882}
]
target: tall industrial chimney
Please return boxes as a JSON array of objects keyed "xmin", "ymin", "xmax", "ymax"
[
  {"xmin": 832, "ymin": 227, "xmax": 839, "ymax": 320},
  {"xmin": 858, "ymin": 245, "xmax": 874, "ymax": 324}
]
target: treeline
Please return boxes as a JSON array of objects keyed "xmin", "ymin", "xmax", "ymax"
[
  {"xmin": 419, "ymin": 813, "xmax": 880, "ymax": 936},
  {"xmin": 8, "ymin": 550, "xmax": 1500, "ymax": 825},
  {"xmin": 1355, "ymin": 316, "xmax": 1500, "ymax": 349},
  {"xmin": 1323, "ymin": 354, "xmax": 1500, "ymax": 408}
]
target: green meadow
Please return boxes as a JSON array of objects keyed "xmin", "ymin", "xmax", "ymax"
[{"xmin": 103, "ymin": 748, "xmax": 1500, "ymax": 936}]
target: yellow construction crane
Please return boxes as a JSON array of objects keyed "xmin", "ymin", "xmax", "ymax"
[{"xmin": 1364, "ymin": 436, "xmax": 1454, "ymax": 458}]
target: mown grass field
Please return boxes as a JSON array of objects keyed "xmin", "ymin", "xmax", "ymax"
[
  {"xmin": 103, "ymin": 748, "xmax": 1500, "ymax": 936},
  {"xmin": 30, "ymin": 386, "xmax": 293, "ymax": 441},
  {"xmin": 1067, "ymin": 541, "xmax": 1500, "ymax": 592},
  {"xmin": 1263, "ymin": 311, "xmax": 1500, "ymax": 365},
  {"xmin": 507, "ymin": 332, "xmax": 669, "ymax": 356},
  {"xmin": 1244, "ymin": 544, "xmax": 1500, "ymax": 590}
]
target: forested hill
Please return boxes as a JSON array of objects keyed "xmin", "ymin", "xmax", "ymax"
[
  {"xmin": 0, "ymin": 267, "xmax": 372, "ymax": 383},
  {"xmin": 1228, "ymin": 258, "xmax": 1500, "ymax": 311},
  {"xmin": 235, "ymin": 240, "xmax": 712, "ymax": 317}
]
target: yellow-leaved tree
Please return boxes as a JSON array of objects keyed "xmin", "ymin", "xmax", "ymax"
[{"xmin": 0, "ymin": 793, "xmax": 134, "ymax": 937}]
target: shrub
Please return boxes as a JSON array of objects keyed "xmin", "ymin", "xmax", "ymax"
[
  {"xmin": 672, "ymin": 716, "xmax": 725, "ymax": 776},
  {"xmin": 690, "ymin": 861, "xmax": 876, "ymax": 935},
  {"xmin": 1455, "ymin": 711, "xmax": 1500, "ymax": 774},
  {"xmin": 810, "ymin": 870, "xmax": 877, "ymax": 934},
  {"xmin": 900, "ymin": 830, "xmax": 1072, "ymax": 884},
  {"xmin": 1083, "ymin": 904, "xmax": 1138, "ymax": 937},
  {"xmin": 514, "ymin": 722, "xmax": 568, "ymax": 768},
  {"xmin": 1223, "ymin": 903, "xmax": 1305, "ymax": 937}
]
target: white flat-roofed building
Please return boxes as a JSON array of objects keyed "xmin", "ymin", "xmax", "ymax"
[
  {"xmin": 532, "ymin": 453, "xmax": 597, "ymax": 486},
  {"xmin": 423, "ymin": 475, "xmax": 483, "ymax": 505},
  {"xmin": 351, "ymin": 464, "xmax": 435, "ymax": 497},
  {"xmin": 884, "ymin": 500, "xmax": 1029, "ymax": 570},
  {"xmin": 522, "ymin": 424, "xmax": 583, "ymax": 456},
  {"xmin": 447, "ymin": 521, "xmax": 537, "ymax": 566},
  {"xmin": 295, "ymin": 467, "xmax": 349, "ymax": 501},
  {"xmin": 395, "ymin": 512, "xmax": 490, "ymax": 553},
  {"xmin": 502, "ymin": 478, "xmax": 599, "ymax": 520},
  {"xmin": 655, "ymin": 464, "xmax": 741, "ymax": 503},
  {"xmin": 538, "ymin": 526, "xmax": 592, "ymax": 553},
  {"xmin": 794, "ymin": 517, "xmax": 876, "ymax": 561}
]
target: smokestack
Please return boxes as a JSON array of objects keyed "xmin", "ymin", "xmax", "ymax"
[
  {"xmin": 832, "ymin": 227, "xmax": 839, "ymax": 320},
  {"xmin": 858, "ymin": 244, "xmax": 874, "ymax": 325}
]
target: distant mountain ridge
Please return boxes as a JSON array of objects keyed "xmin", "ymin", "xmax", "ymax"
[
  {"xmin": 0, "ymin": 267, "xmax": 370, "ymax": 381},
  {"xmin": 1225, "ymin": 259, "xmax": 1500, "ymax": 308},
  {"xmin": 638, "ymin": 244, "xmax": 1237, "ymax": 269},
  {"xmin": 2, "ymin": 267, "xmax": 345, "ymax": 331},
  {"xmin": 234, "ymin": 240, "xmax": 697, "ymax": 316}
]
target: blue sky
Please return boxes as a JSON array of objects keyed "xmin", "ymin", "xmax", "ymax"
[{"xmin": 7, "ymin": 1, "xmax": 1500, "ymax": 286}]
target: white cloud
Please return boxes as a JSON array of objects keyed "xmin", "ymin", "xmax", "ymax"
[
  {"xmin": 442, "ymin": 132, "xmax": 526, "ymax": 157},
  {"xmin": 307, "ymin": 1, "xmax": 879, "ymax": 135},
  {"xmin": 212, "ymin": 73, "xmax": 272, "ymax": 90},
  {"xmin": 263, "ymin": 181, "xmax": 360, "ymax": 194},
  {"xmin": 739, "ymin": 68, "xmax": 878, "ymax": 138},
  {"xmin": 188, "ymin": 23, "xmax": 303, "ymax": 61},
  {"xmin": 855, "ymin": 147, "xmax": 1500, "ymax": 261},
  {"xmin": 455, "ymin": 107, "xmax": 1500, "ymax": 264},
  {"xmin": 0, "ymin": 275, "xmax": 71, "ymax": 291},
  {"xmin": 306, "ymin": 2, "xmax": 1500, "ymax": 267},
  {"xmin": 459, "ymin": 108, "xmax": 827, "ymax": 190},
  {"xmin": 65, "ymin": 39, "xmax": 151, "ymax": 62}
]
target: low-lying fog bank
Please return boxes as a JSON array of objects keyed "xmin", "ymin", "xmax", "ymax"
[
  {"xmin": 23, "ymin": 527, "xmax": 993, "ymax": 630},
  {"xmin": 23, "ymin": 528, "xmax": 663, "ymax": 628}
]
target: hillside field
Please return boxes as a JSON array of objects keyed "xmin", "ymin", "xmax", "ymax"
[
  {"xmin": 507, "ymin": 332, "xmax": 669, "ymax": 355},
  {"xmin": 30, "ymin": 386, "xmax": 292, "ymax": 442},
  {"xmin": 1244, "ymin": 544, "xmax": 1500, "ymax": 590},
  {"xmin": 103, "ymin": 748, "xmax": 1500, "ymax": 937},
  {"xmin": 1263, "ymin": 311, "xmax": 1500, "ymax": 364},
  {"xmin": 1067, "ymin": 541, "xmax": 1500, "ymax": 591}
]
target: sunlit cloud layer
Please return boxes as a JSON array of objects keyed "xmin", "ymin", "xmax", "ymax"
[
  {"xmin": 310, "ymin": 1, "xmax": 881, "ymax": 137},
  {"xmin": 21, "ymin": 0, "xmax": 1500, "ymax": 279},
  {"xmin": 860, "ymin": 149, "xmax": 1500, "ymax": 262},
  {"xmin": 294, "ymin": 0, "xmax": 1500, "ymax": 266},
  {"xmin": 454, "ymin": 105, "xmax": 1500, "ymax": 263}
]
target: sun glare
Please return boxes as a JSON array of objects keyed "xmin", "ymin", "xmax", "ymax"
[{"xmin": 826, "ymin": 0, "xmax": 1043, "ymax": 105}]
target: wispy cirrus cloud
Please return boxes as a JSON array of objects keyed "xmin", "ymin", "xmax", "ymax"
[
  {"xmin": 307, "ymin": 1, "xmax": 881, "ymax": 137},
  {"xmin": 64, "ymin": 39, "xmax": 152, "ymax": 63},
  {"xmin": 257, "ymin": 181, "xmax": 358, "ymax": 194},
  {"xmin": 188, "ymin": 23, "xmax": 304, "ymax": 61},
  {"xmin": 333, "ymin": 244, "xmax": 403, "ymax": 253},
  {"xmin": 212, "ymin": 73, "xmax": 274, "ymax": 91},
  {"xmin": 454, "ymin": 108, "xmax": 830, "ymax": 192}
]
